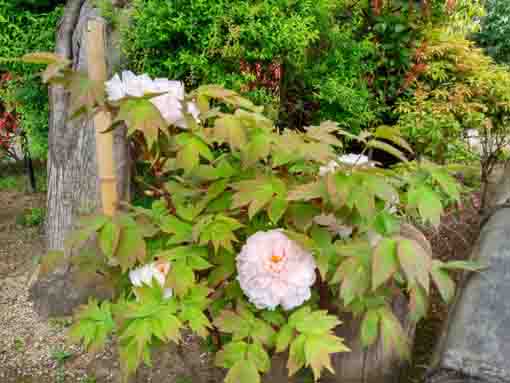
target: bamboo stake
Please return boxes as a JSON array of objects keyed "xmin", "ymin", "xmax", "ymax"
[{"xmin": 87, "ymin": 19, "xmax": 118, "ymax": 217}]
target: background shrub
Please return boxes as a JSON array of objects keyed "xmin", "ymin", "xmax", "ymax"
[
  {"xmin": 0, "ymin": 0, "xmax": 63, "ymax": 159},
  {"xmin": 475, "ymin": 0, "xmax": 510, "ymax": 64}
]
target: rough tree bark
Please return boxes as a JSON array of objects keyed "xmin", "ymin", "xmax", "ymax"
[{"xmin": 30, "ymin": 0, "xmax": 130, "ymax": 318}]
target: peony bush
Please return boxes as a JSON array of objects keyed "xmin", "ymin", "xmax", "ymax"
[{"xmin": 25, "ymin": 52, "xmax": 483, "ymax": 383}]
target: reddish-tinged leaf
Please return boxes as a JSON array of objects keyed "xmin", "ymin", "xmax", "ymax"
[
  {"xmin": 397, "ymin": 238, "xmax": 431, "ymax": 293},
  {"xmin": 372, "ymin": 238, "xmax": 399, "ymax": 290}
]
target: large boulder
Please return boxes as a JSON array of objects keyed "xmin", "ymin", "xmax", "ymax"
[{"xmin": 428, "ymin": 174, "xmax": 510, "ymax": 383}]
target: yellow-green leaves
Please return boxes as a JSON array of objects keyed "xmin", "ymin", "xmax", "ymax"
[
  {"xmin": 232, "ymin": 176, "xmax": 287, "ymax": 221},
  {"xmin": 283, "ymin": 307, "xmax": 348, "ymax": 381},
  {"xmin": 68, "ymin": 299, "xmax": 115, "ymax": 353},
  {"xmin": 193, "ymin": 214, "xmax": 243, "ymax": 252},
  {"xmin": 372, "ymin": 238, "xmax": 399, "ymax": 290},
  {"xmin": 116, "ymin": 98, "xmax": 167, "ymax": 148},
  {"xmin": 397, "ymin": 238, "xmax": 431, "ymax": 293},
  {"xmin": 174, "ymin": 132, "xmax": 213, "ymax": 172}
]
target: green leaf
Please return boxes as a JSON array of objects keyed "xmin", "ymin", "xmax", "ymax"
[
  {"xmin": 22, "ymin": 52, "xmax": 68, "ymax": 65},
  {"xmin": 372, "ymin": 238, "xmax": 398, "ymax": 290},
  {"xmin": 305, "ymin": 121, "xmax": 343, "ymax": 147},
  {"xmin": 179, "ymin": 306, "xmax": 211, "ymax": 338},
  {"xmin": 68, "ymin": 299, "xmax": 115, "ymax": 353},
  {"xmin": 287, "ymin": 181, "xmax": 325, "ymax": 202},
  {"xmin": 232, "ymin": 177, "xmax": 286, "ymax": 219},
  {"xmin": 378, "ymin": 306, "xmax": 410, "ymax": 359},
  {"xmin": 293, "ymin": 310, "xmax": 341, "ymax": 336},
  {"xmin": 167, "ymin": 261, "xmax": 195, "ymax": 296},
  {"xmin": 408, "ymin": 186, "xmax": 443, "ymax": 227},
  {"xmin": 212, "ymin": 114, "xmax": 247, "ymax": 150},
  {"xmin": 64, "ymin": 214, "xmax": 109, "ymax": 249},
  {"xmin": 225, "ymin": 360, "xmax": 260, "ymax": 383},
  {"xmin": 431, "ymin": 262, "xmax": 456, "ymax": 303},
  {"xmin": 213, "ymin": 310, "xmax": 251, "ymax": 340},
  {"xmin": 409, "ymin": 284, "xmax": 429, "ymax": 322},
  {"xmin": 194, "ymin": 215, "xmax": 243, "ymax": 253},
  {"xmin": 268, "ymin": 197, "xmax": 288, "ymax": 224},
  {"xmin": 367, "ymin": 139, "xmax": 408, "ymax": 163},
  {"xmin": 99, "ymin": 221, "xmax": 121, "ymax": 258},
  {"xmin": 175, "ymin": 133, "xmax": 213, "ymax": 172},
  {"xmin": 247, "ymin": 342, "xmax": 271, "ymax": 373},
  {"xmin": 275, "ymin": 324, "xmax": 294, "ymax": 353},
  {"xmin": 440, "ymin": 260, "xmax": 487, "ymax": 272},
  {"xmin": 287, "ymin": 334, "xmax": 306, "ymax": 377},
  {"xmin": 241, "ymin": 129, "xmax": 273, "ymax": 166},
  {"xmin": 116, "ymin": 98, "xmax": 167, "ymax": 148},
  {"xmin": 159, "ymin": 215, "xmax": 193, "ymax": 244},
  {"xmin": 397, "ymin": 238, "xmax": 431, "ymax": 293},
  {"xmin": 67, "ymin": 71, "xmax": 105, "ymax": 115},
  {"xmin": 373, "ymin": 126, "xmax": 413, "ymax": 154},
  {"xmin": 196, "ymin": 85, "xmax": 261, "ymax": 113},
  {"xmin": 304, "ymin": 334, "xmax": 348, "ymax": 380},
  {"xmin": 361, "ymin": 309, "xmax": 380, "ymax": 347},
  {"xmin": 116, "ymin": 225, "xmax": 147, "ymax": 272},
  {"xmin": 215, "ymin": 341, "xmax": 248, "ymax": 368}
]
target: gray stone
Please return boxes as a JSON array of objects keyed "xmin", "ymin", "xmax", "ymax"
[{"xmin": 429, "ymin": 207, "xmax": 510, "ymax": 383}]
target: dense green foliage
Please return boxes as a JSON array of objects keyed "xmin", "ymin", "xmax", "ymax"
[
  {"xmin": 475, "ymin": 0, "xmax": 510, "ymax": 64},
  {"xmin": 397, "ymin": 28, "xmax": 510, "ymax": 183},
  {"xmin": 28, "ymin": 52, "xmax": 484, "ymax": 382},
  {"xmin": 0, "ymin": 0, "xmax": 62, "ymax": 159},
  {"xmin": 123, "ymin": 0, "xmax": 380, "ymax": 129}
]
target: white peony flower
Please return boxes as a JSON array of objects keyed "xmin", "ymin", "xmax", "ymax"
[
  {"xmin": 236, "ymin": 230, "xmax": 316, "ymax": 311},
  {"xmin": 319, "ymin": 153, "xmax": 371, "ymax": 176},
  {"xmin": 129, "ymin": 261, "xmax": 173, "ymax": 299},
  {"xmin": 104, "ymin": 71, "xmax": 200, "ymax": 129}
]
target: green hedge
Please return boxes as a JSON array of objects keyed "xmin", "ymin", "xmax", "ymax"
[{"xmin": 0, "ymin": 0, "xmax": 63, "ymax": 159}]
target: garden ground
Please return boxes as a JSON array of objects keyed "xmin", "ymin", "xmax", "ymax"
[{"xmin": 0, "ymin": 165, "xmax": 481, "ymax": 383}]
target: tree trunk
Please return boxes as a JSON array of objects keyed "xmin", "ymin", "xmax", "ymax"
[{"xmin": 30, "ymin": 0, "xmax": 130, "ymax": 318}]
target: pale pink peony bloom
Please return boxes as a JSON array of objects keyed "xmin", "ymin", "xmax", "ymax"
[
  {"xmin": 104, "ymin": 71, "xmax": 200, "ymax": 129},
  {"xmin": 236, "ymin": 230, "xmax": 316, "ymax": 311},
  {"xmin": 129, "ymin": 261, "xmax": 173, "ymax": 299}
]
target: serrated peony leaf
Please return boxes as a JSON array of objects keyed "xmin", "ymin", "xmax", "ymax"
[
  {"xmin": 99, "ymin": 221, "xmax": 121, "ymax": 258},
  {"xmin": 216, "ymin": 341, "xmax": 248, "ymax": 368},
  {"xmin": 287, "ymin": 181, "xmax": 325, "ymax": 202},
  {"xmin": 425, "ymin": 164, "xmax": 461, "ymax": 201},
  {"xmin": 159, "ymin": 215, "xmax": 193, "ymax": 244},
  {"xmin": 374, "ymin": 211, "xmax": 400, "ymax": 236},
  {"xmin": 196, "ymin": 85, "xmax": 261, "ymax": 112},
  {"xmin": 372, "ymin": 238, "xmax": 399, "ymax": 290},
  {"xmin": 178, "ymin": 305, "xmax": 211, "ymax": 337},
  {"xmin": 260, "ymin": 311, "xmax": 286, "ymax": 327},
  {"xmin": 116, "ymin": 226, "xmax": 146, "ymax": 272},
  {"xmin": 409, "ymin": 284, "xmax": 429, "ymax": 322},
  {"xmin": 208, "ymin": 250, "xmax": 236, "ymax": 286},
  {"xmin": 64, "ymin": 214, "xmax": 109, "ymax": 249},
  {"xmin": 22, "ymin": 52, "xmax": 68, "ymax": 65},
  {"xmin": 212, "ymin": 115, "xmax": 247, "ymax": 150},
  {"xmin": 287, "ymin": 334, "xmax": 306, "ymax": 377},
  {"xmin": 364, "ymin": 175, "xmax": 399, "ymax": 204},
  {"xmin": 408, "ymin": 185, "xmax": 443, "ymax": 227},
  {"xmin": 251, "ymin": 319, "xmax": 276, "ymax": 347},
  {"xmin": 378, "ymin": 306, "xmax": 410, "ymax": 359},
  {"xmin": 175, "ymin": 133, "xmax": 213, "ymax": 172},
  {"xmin": 247, "ymin": 342, "xmax": 271, "ymax": 373},
  {"xmin": 304, "ymin": 334, "xmax": 348, "ymax": 381},
  {"xmin": 367, "ymin": 139, "xmax": 408, "ymax": 163},
  {"xmin": 293, "ymin": 310, "xmax": 341, "ymax": 335},
  {"xmin": 440, "ymin": 260, "xmax": 487, "ymax": 272},
  {"xmin": 241, "ymin": 129, "xmax": 273, "ymax": 166},
  {"xmin": 268, "ymin": 197, "xmax": 288, "ymax": 224},
  {"xmin": 276, "ymin": 324, "xmax": 295, "ymax": 352},
  {"xmin": 225, "ymin": 360, "xmax": 260, "ymax": 383},
  {"xmin": 397, "ymin": 238, "xmax": 431, "ymax": 293},
  {"xmin": 285, "ymin": 203, "xmax": 321, "ymax": 231},
  {"xmin": 305, "ymin": 121, "xmax": 343, "ymax": 147},
  {"xmin": 167, "ymin": 261, "xmax": 195, "ymax": 296},
  {"xmin": 361, "ymin": 309, "xmax": 380, "ymax": 347},
  {"xmin": 373, "ymin": 126, "xmax": 414, "ymax": 154},
  {"xmin": 195, "ymin": 215, "xmax": 243, "ymax": 252},
  {"xmin": 116, "ymin": 98, "xmax": 167, "ymax": 148},
  {"xmin": 431, "ymin": 262, "xmax": 456, "ymax": 303},
  {"xmin": 68, "ymin": 299, "xmax": 115, "ymax": 353},
  {"xmin": 214, "ymin": 310, "xmax": 251, "ymax": 339},
  {"xmin": 325, "ymin": 172, "xmax": 354, "ymax": 209},
  {"xmin": 67, "ymin": 71, "xmax": 105, "ymax": 115}
]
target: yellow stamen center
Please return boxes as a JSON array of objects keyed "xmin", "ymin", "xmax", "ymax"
[{"xmin": 271, "ymin": 255, "xmax": 282, "ymax": 263}]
